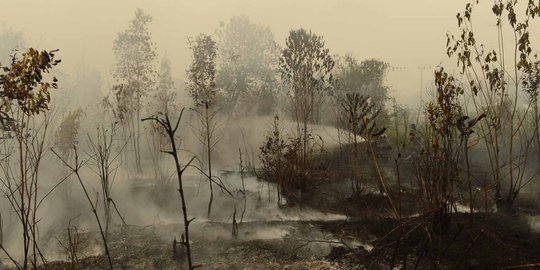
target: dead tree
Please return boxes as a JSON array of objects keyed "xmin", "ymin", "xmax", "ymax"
[
  {"xmin": 51, "ymin": 147, "xmax": 114, "ymax": 270},
  {"xmin": 190, "ymin": 102, "xmax": 221, "ymax": 219},
  {"xmin": 142, "ymin": 109, "xmax": 200, "ymax": 270},
  {"xmin": 86, "ymin": 123, "xmax": 128, "ymax": 239}
]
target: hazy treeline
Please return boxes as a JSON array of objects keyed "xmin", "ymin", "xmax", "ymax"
[{"xmin": 2, "ymin": 1, "xmax": 540, "ymax": 269}]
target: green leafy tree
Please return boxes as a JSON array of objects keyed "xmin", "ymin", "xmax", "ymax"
[{"xmin": 112, "ymin": 8, "xmax": 157, "ymax": 173}]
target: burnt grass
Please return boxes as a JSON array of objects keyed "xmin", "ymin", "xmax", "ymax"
[
  {"xmin": 299, "ymin": 143, "xmax": 540, "ymax": 269},
  {"xmin": 34, "ymin": 143, "xmax": 540, "ymax": 269}
]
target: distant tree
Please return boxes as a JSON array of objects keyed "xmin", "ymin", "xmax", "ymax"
[
  {"xmin": 186, "ymin": 34, "xmax": 220, "ymax": 218},
  {"xmin": 279, "ymin": 28, "xmax": 334, "ymax": 169},
  {"xmin": 54, "ymin": 108, "xmax": 84, "ymax": 199},
  {"xmin": 334, "ymin": 56, "xmax": 390, "ymax": 122},
  {"xmin": 61, "ymin": 65, "xmax": 103, "ymax": 110},
  {"xmin": 54, "ymin": 109, "xmax": 84, "ymax": 160},
  {"xmin": 112, "ymin": 8, "xmax": 157, "ymax": 173},
  {"xmin": 216, "ymin": 16, "xmax": 279, "ymax": 116},
  {"xmin": 148, "ymin": 57, "xmax": 178, "ymax": 189},
  {"xmin": 153, "ymin": 57, "xmax": 177, "ymax": 115}
]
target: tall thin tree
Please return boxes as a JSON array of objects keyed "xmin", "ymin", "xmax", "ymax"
[
  {"xmin": 186, "ymin": 34, "xmax": 220, "ymax": 218},
  {"xmin": 112, "ymin": 8, "xmax": 157, "ymax": 173}
]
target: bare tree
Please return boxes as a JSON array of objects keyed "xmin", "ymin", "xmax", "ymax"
[
  {"xmin": 86, "ymin": 123, "xmax": 127, "ymax": 239},
  {"xmin": 55, "ymin": 218, "xmax": 82, "ymax": 270},
  {"xmin": 142, "ymin": 109, "xmax": 199, "ymax": 270},
  {"xmin": 51, "ymin": 147, "xmax": 114, "ymax": 269}
]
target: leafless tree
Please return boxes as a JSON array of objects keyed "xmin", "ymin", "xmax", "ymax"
[
  {"xmin": 86, "ymin": 123, "xmax": 128, "ymax": 239},
  {"xmin": 142, "ymin": 109, "xmax": 198, "ymax": 269},
  {"xmin": 51, "ymin": 147, "xmax": 114, "ymax": 269}
]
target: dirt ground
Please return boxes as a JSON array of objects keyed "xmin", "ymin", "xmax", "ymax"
[{"xmin": 39, "ymin": 220, "xmax": 371, "ymax": 270}]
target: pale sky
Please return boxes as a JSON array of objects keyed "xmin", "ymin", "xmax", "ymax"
[{"xmin": 0, "ymin": 0, "xmax": 522, "ymax": 108}]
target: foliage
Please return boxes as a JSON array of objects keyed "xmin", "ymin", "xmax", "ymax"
[
  {"xmin": 279, "ymin": 28, "xmax": 335, "ymax": 124},
  {"xmin": 186, "ymin": 34, "xmax": 218, "ymax": 106},
  {"xmin": 186, "ymin": 33, "xmax": 220, "ymax": 218},
  {"xmin": 216, "ymin": 16, "xmax": 280, "ymax": 116},
  {"xmin": 337, "ymin": 93, "xmax": 385, "ymax": 193},
  {"xmin": 112, "ymin": 8, "xmax": 157, "ymax": 117},
  {"xmin": 153, "ymin": 57, "xmax": 177, "ymax": 115},
  {"xmin": 112, "ymin": 9, "xmax": 156, "ymax": 103},
  {"xmin": 0, "ymin": 48, "xmax": 60, "ymax": 125},
  {"xmin": 111, "ymin": 8, "xmax": 157, "ymax": 172},
  {"xmin": 334, "ymin": 56, "xmax": 390, "ymax": 118},
  {"xmin": 259, "ymin": 115, "xmax": 327, "ymax": 205},
  {"xmin": 417, "ymin": 68, "xmax": 463, "ymax": 233},
  {"xmin": 445, "ymin": 0, "xmax": 540, "ymax": 210},
  {"xmin": 0, "ymin": 47, "xmax": 60, "ymax": 269},
  {"xmin": 55, "ymin": 108, "xmax": 84, "ymax": 157}
]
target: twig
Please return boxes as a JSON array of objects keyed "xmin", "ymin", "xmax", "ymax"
[{"xmin": 500, "ymin": 262, "xmax": 540, "ymax": 270}]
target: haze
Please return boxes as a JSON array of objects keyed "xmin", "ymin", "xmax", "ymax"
[
  {"xmin": 3, "ymin": 1, "xmax": 540, "ymax": 269},
  {"xmin": 0, "ymin": 0, "xmax": 486, "ymax": 107}
]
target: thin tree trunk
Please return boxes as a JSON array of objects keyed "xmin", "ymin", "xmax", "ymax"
[{"xmin": 205, "ymin": 104, "xmax": 214, "ymax": 219}]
